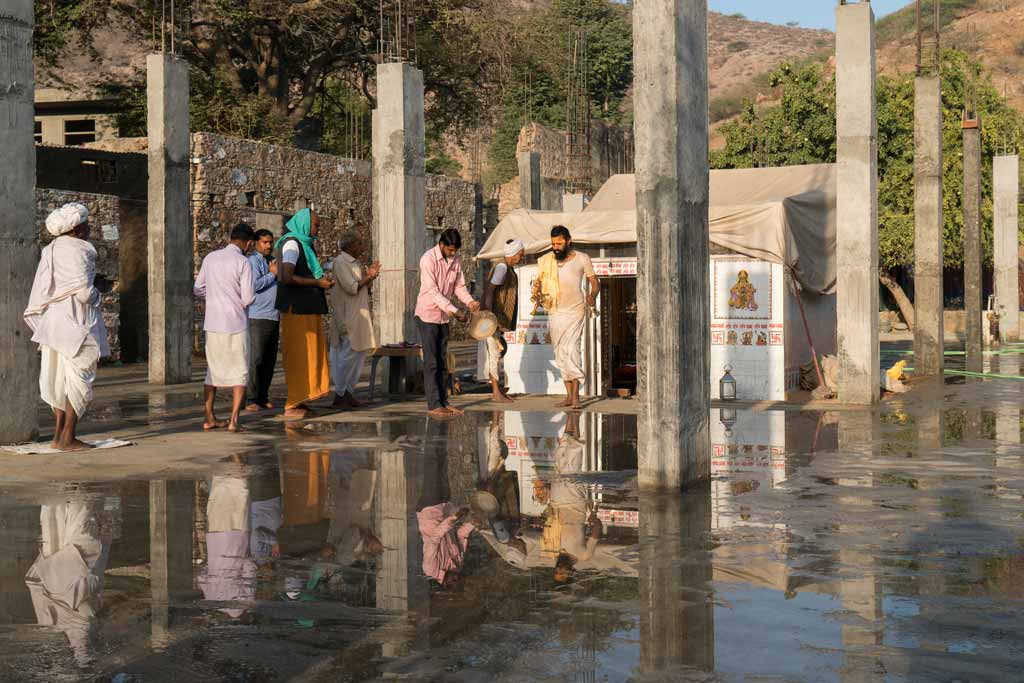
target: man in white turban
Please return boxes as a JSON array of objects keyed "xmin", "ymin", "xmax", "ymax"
[
  {"xmin": 24, "ymin": 203, "xmax": 112, "ymax": 450},
  {"xmin": 482, "ymin": 238, "xmax": 525, "ymax": 402}
]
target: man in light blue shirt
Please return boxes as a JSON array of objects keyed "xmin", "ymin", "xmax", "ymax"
[{"xmin": 246, "ymin": 229, "xmax": 280, "ymax": 411}]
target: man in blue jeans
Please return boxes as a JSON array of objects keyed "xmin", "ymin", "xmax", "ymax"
[
  {"xmin": 245, "ymin": 229, "xmax": 280, "ymax": 411},
  {"xmin": 414, "ymin": 229, "xmax": 480, "ymax": 418}
]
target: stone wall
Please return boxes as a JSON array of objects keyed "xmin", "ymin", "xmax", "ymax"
[
  {"xmin": 34, "ymin": 189, "xmax": 121, "ymax": 361},
  {"xmin": 190, "ymin": 132, "xmax": 483, "ymax": 348}
]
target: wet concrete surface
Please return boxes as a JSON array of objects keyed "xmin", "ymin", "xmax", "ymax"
[{"xmin": 1, "ymin": 350, "xmax": 1023, "ymax": 682}]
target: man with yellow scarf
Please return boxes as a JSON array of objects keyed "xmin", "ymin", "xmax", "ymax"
[{"xmin": 532, "ymin": 226, "xmax": 600, "ymax": 410}]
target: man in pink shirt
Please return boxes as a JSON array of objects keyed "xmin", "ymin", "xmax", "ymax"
[
  {"xmin": 415, "ymin": 229, "xmax": 480, "ymax": 418},
  {"xmin": 194, "ymin": 223, "xmax": 257, "ymax": 432}
]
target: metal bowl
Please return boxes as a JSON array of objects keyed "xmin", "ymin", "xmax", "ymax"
[{"xmin": 468, "ymin": 311, "xmax": 499, "ymax": 340}]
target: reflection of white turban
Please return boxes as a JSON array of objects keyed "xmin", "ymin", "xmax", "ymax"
[
  {"xmin": 504, "ymin": 239, "xmax": 525, "ymax": 258},
  {"xmin": 45, "ymin": 203, "xmax": 89, "ymax": 237}
]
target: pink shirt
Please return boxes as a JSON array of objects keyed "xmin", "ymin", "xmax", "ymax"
[
  {"xmin": 194, "ymin": 244, "xmax": 256, "ymax": 334},
  {"xmin": 414, "ymin": 246, "xmax": 474, "ymax": 324},
  {"xmin": 417, "ymin": 503, "xmax": 475, "ymax": 583}
]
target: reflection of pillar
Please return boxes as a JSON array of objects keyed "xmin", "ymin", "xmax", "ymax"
[
  {"xmin": 995, "ymin": 355, "xmax": 1021, "ymax": 445},
  {"xmin": 837, "ymin": 411, "xmax": 879, "ymax": 457},
  {"xmin": 634, "ymin": 0, "xmax": 711, "ymax": 490},
  {"xmin": 638, "ymin": 490, "xmax": 714, "ymax": 675},
  {"xmin": 835, "ymin": 1, "xmax": 880, "ymax": 405},
  {"xmin": 838, "ymin": 548, "xmax": 882, "ymax": 655},
  {"xmin": 149, "ymin": 480, "xmax": 194, "ymax": 647},
  {"xmin": 0, "ymin": 1, "xmax": 40, "ymax": 443},
  {"xmin": 374, "ymin": 445, "xmax": 427, "ymax": 657},
  {"xmin": 916, "ymin": 404, "xmax": 945, "ymax": 451}
]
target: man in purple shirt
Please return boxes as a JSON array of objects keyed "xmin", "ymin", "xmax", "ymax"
[
  {"xmin": 194, "ymin": 223, "xmax": 257, "ymax": 432},
  {"xmin": 414, "ymin": 229, "xmax": 479, "ymax": 418}
]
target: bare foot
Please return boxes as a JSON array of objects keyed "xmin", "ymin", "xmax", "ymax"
[
  {"xmin": 58, "ymin": 438, "xmax": 95, "ymax": 452},
  {"xmin": 284, "ymin": 407, "xmax": 310, "ymax": 419},
  {"xmin": 445, "ymin": 406, "xmax": 465, "ymax": 416},
  {"xmin": 491, "ymin": 393, "xmax": 514, "ymax": 403},
  {"xmin": 245, "ymin": 403, "xmax": 263, "ymax": 412},
  {"xmin": 567, "ymin": 402, "xmax": 583, "ymax": 411},
  {"xmin": 227, "ymin": 423, "xmax": 244, "ymax": 433},
  {"xmin": 50, "ymin": 438, "xmax": 61, "ymax": 450},
  {"xmin": 203, "ymin": 420, "xmax": 228, "ymax": 431},
  {"xmin": 427, "ymin": 408, "xmax": 453, "ymax": 419},
  {"xmin": 265, "ymin": 401, "xmax": 274, "ymax": 409},
  {"xmin": 553, "ymin": 398, "xmax": 572, "ymax": 408}
]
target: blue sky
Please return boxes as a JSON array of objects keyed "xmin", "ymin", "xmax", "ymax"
[{"xmin": 709, "ymin": 0, "xmax": 911, "ymax": 30}]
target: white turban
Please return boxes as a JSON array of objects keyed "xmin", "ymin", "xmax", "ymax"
[
  {"xmin": 45, "ymin": 203, "xmax": 89, "ymax": 237},
  {"xmin": 503, "ymin": 239, "xmax": 525, "ymax": 258}
]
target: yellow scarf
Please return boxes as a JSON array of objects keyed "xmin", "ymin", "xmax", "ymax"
[{"xmin": 537, "ymin": 252, "xmax": 560, "ymax": 312}]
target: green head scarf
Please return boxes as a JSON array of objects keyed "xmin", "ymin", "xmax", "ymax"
[{"xmin": 275, "ymin": 208, "xmax": 324, "ymax": 279}]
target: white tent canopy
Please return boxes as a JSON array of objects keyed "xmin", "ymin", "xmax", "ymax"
[{"xmin": 477, "ymin": 164, "xmax": 837, "ymax": 294}]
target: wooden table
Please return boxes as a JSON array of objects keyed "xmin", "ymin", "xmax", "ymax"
[{"xmin": 368, "ymin": 345, "xmax": 422, "ymax": 401}]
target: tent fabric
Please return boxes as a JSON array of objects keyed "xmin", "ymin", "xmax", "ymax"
[{"xmin": 476, "ymin": 164, "xmax": 837, "ymax": 294}]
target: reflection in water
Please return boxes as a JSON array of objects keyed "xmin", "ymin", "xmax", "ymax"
[
  {"xmin": 24, "ymin": 494, "xmax": 115, "ymax": 666},
  {"xmin": 1, "ymin": 400, "xmax": 1023, "ymax": 680},
  {"xmin": 639, "ymin": 491, "xmax": 714, "ymax": 678}
]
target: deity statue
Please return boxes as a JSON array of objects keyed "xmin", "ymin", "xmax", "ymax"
[{"xmin": 728, "ymin": 270, "xmax": 759, "ymax": 312}]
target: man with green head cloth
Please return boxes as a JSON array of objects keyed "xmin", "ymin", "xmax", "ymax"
[{"xmin": 275, "ymin": 208, "xmax": 335, "ymax": 419}]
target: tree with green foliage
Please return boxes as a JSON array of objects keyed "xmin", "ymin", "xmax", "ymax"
[
  {"xmin": 485, "ymin": 0, "xmax": 633, "ymax": 187},
  {"xmin": 37, "ymin": 0, "xmax": 490, "ymax": 149},
  {"xmin": 712, "ymin": 51, "xmax": 1024, "ymax": 326}
]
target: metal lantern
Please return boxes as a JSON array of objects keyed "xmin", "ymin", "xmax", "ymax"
[{"xmin": 719, "ymin": 365, "xmax": 737, "ymax": 401}]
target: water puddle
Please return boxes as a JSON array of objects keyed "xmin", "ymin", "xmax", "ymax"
[{"xmin": 1, "ymin": 401, "xmax": 1022, "ymax": 681}]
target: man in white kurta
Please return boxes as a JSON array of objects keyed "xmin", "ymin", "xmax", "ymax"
[
  {"xmin": 533, "ymin": 226, "xmax": 600, "ymax": 410},
  {"xmin": 194, "ymin": 223, "xmax": 256, "ymax": 432},
  {"xmin": 328, "ymin": 232, "xmax": 379, "ymax": 409},
  {"xmin": 24, "ymin": 203, "xmax": 111, "ymax": 451}
]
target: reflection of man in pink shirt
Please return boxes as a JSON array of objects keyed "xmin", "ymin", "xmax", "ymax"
[
  {"xmin": 417, "ymin": 502, "xmax": 477, "ymax": 586},
  {"xmin": 414, "ymin": 229, "xmax": 479, "ymax": 418}
]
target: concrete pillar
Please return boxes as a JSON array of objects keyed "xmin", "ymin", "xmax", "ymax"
[
  {"xmin": 0, "ymin": 2, "xmax": 40, "ymax": 444},
  {"xmin": 149, "ymin": 480, "xmax": 194, "ymax": 647},
  {"xmin": 518, "ymin": 151, "xmax": 541, "ymax": 210},
  {"xmin": 373, "ymin": 63, "xmax": 426, "ymax": 346},
  {"xmin": 993, "ymin": 155, "xmax": 1020, "ymax": 342},
  {"xmin": 639, "ymin": 491, "xmax": 714, "ymax": 674},
  {"xmin": 962, "ymin": 123, "xmax": 983, "ymax": 372},
  {"xmin": 634, "ymin": 0, "xmax": 710, "ymax": 489},
  {"xmin": 835, "ymin": 2, "xmax": 880, "ymax": 405},
  {"xmin": 147, "ymin": 53, "xmax": 193, "ymax": 384},
  {"xmin": 913, "ymin": 75, "xmax": 945, "ymax": 376}
]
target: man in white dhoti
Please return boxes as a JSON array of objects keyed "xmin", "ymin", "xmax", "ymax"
[
  {"xmin": 483, "ymin": 239, "xmax": 525, "ymax": 403},
  {"xmin": 194, "ymin": 223, "xmax": 257, "ymax": 432},
  {"xmin": 328, "ymin": 231, "xmax": 380, "ymax": 410},
  {"xmin": 532, "ymin": 226, "xmax": 600, "ymax": 410},
  {"xmin": 24, "ymin": 203, "xmax": 112, "ymax": 451}
]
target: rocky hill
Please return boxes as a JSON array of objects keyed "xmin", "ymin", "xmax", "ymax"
[
  {"xmin": 876, "ymin": 0, "xmax": 1024, "ymax": 112},
  {"xmin": 707, "ymin": 12, "xmax": 832, "ymax": 100}
]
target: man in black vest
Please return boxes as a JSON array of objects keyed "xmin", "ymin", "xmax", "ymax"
[{"xmin": 275, "ymin": 208, "xmax": 334, "ymax": 419}]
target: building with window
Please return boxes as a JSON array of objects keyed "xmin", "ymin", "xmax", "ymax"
[{"xmin": 34, "ymin": 87, "xmax": 120, "ymax": 147}]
